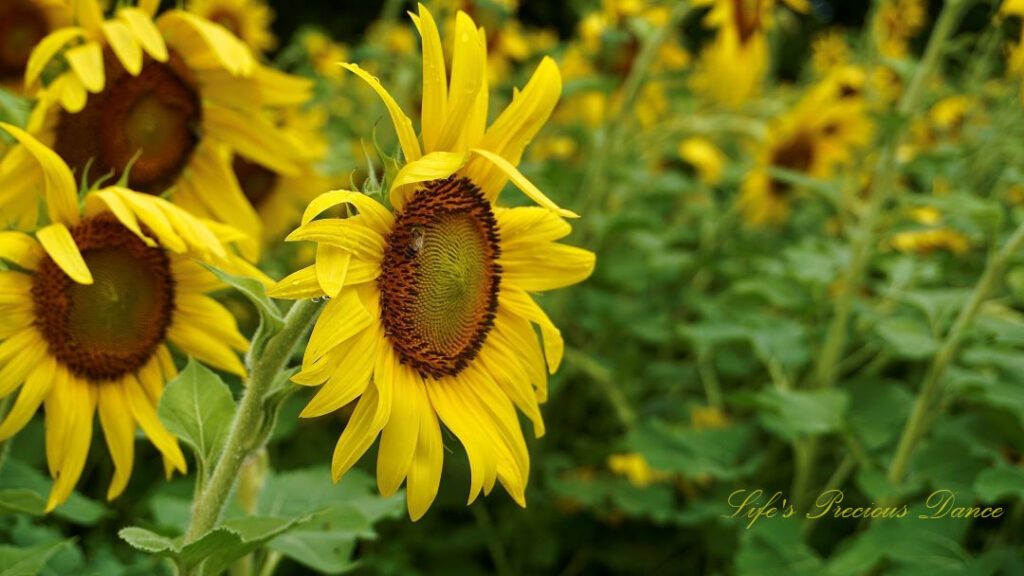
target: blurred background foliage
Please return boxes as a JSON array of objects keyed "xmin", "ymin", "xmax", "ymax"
[{"xmin": 2, "ymin": 0, "xmax": 1024, "ymax": 574}]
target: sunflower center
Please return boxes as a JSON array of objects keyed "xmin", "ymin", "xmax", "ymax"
[
  {"xmin": 54, "ymin": 49, "xmax": 201, "ymax": 195},
  {"xmin": 31, "ymin": 215, "xmax": 175, "ymax": 382},
  {"xmin": 233, "ymin": 155, "xmax": 278, "ymax": 209},
  {"xmin": 0, "ymin": 1, "xmax": 48, "ymax": 78},
  {"xmin": 379, "ymin": 177, "xmax": 501, "ymax": 380},
  {"xmin": 768, "ymin": 131, "xmax": 815, "ymax": 197}
]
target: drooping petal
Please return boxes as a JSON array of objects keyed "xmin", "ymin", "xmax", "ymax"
[
  {"xmin": 0, "ymin": 356, "xmax": 56, "ymax": 440},
  {"xmin": 376, "ymin": 363, "xmax": 423, "ymax": 497},
  {"xmin": 45, "ymin": 374, "xmax": 96, "ymax": 512},
  {"xmin": 340, "ymin": 63, "xmax": 422, "ymax": 162},
  {"xmin": 315, "ymin": 245, "xmax": 350, "ymax": 299},
  {"xmin": 97, "ymin": 382, "xmax": 136, "ymax": 500},
  {"xmin": 331, "ymin": 386, "xmax": 384, "ymax": 482},
  {"xmin": 471, "ymin": 148, "xmax": 578, "ymax": 218},
  {"xmin": 25, "ymin": 28, "xmax": 88, "ymax": 90},
  {"xmin": 0, "ymin": 232, "xmax": 44, "ymax": 270},
  {"xmin": 119, "ymin": 8, "xmax": 169, "ymax": 61},
  {"xmin": 303, "ymin": 289, "xmax": 373, "ymax": 366},
  {"xmin": 0, "ymin": 329, "xmax": 48, "ymax": 398},
  {"xmin": 65, "ymin": 41, "xmax": 105, "ymax": 93},
  {"xmin": 37, "ymin": 223, "xmax": 93, "ymax": 285},
  {"xmin": 0, "ymin": 123, "xmax": 79, "ymax": 226},
  {"xmin": 301, "ymin": 190, "xmax": 394, "ymax": 234},
  {"xmin": 411, "ymin": 4, "xmax": 447, "ymax": 152},
  {"xmin": 300, "ymin": 325, "xmax": 378, "ymax": 417},
  {"xmin": 405, "ymin": 392, "xmax": 443, "ymax": 520},
  {"xmin": 102, "ymin": 21, "xmax": 143, "ymax": 75},
  {"xmin": 123, "ymin": 374, "xmax": 187, "ymax": 477}
]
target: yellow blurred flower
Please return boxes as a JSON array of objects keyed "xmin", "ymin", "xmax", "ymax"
[
  {"xmin": 530, "ymin": 135, "xmax": 579, "ymax": 161},
  {"xmin": 608, "ymin": 453, "xmax": 670, "ymax": 488},
  {"xmin": 872, "ymin": 0, "xmax": 926, "ymax": 58},
  {"xmin": 890, "ymin": 228, "xmax": 971, "ymax": 255},
  {"xmin": 187, "ymin": 0, "xmax": 277, "ymax": 55},
  {"xmin": 303, "ymin": 30, "xmax": 350, "ymax": 81},
  {"xmin": 690, "ymin": 405, "xmax": 731, "ymax": 429},
  {"xmin": 678, "ymin": 137, "xmax": 726, "ymax": 185},
  {"xmin": 811, "ymin": 29, "xmax": 852, "ymax": 76}
]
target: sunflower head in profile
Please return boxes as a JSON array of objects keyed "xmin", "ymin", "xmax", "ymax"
[
  {"xmin": 267, "ymin": 4, "xmax": 595, "ymax": 520},
  {"xmin": 0, "ymin": 0, "xmax": 70, "ymax": 89},
  {"xmin": 0, "ymin": 124, "xmax": 260, "ymax": 510},
  {"xmin": 4, "ymin": 0, "xmax": 310, "ymax": 259},
  {"xmin": 186, "ymin": 0, "xmax": 277, "ymax": 56}
]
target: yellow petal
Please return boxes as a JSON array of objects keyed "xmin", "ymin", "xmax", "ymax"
[
  {"xmin": 167, "ymin": 322, "xmax": 246, "ymax": 376},
  {"xmin": 119, "ymin": 8, "xmax": 169, "ymax": 62},
  {"xmin": 457, "ymin": 26, "xmax": 488, "ymax": 151},
  {"xmin": 84, "ymin": 188, "xmax": 157, "ymax": 247},
  {"xmin": 123, "ymin": 374, "xmax": 187, "ymax": 477},
  {"xmin": 203, "ymin": 104, "xmax": 303, "ymax": 177},
  {"xmin": 157, "ymin": 10, "xmax": 252, "ymax": 75},
  {"xmin": 434, "ymin": 12, "xmax": 485, "ymax": 151},
  {"xmin": 174, "ymin": 293, "xmax": 249, "ymax": 352},
  {"xmin": 303, "ymin": 289, "xmax": 373, "ymax": 366},
  {"xmin": 0, "ymin": 356, "xmax": 56, "ymax": 440},
  {"xmin": 464, "ymin": 57, "xmax": 561, "ymax": 199},
  {"xmin": 477, "ymin": 341, "xmax": 544, "ymax": 437},
  {"xmin": 25, "ymin": 28, "xmax": 87, "ymax": 90},
  {"xmin": 426, "ymin": 378, "xmax": 496, "ymax": 504},
  {"xmin": 45, "ymin": 374, "xmax": 96, "ymax": 512},
  {"xmin": 73, "ymin": 0, "xmax": 104, "ymax": 35},
  {"xmin": 184, "ymin": 145, "xmax": 261, "ymax": 258},
  {"xmin": 301, "ymin": 190, "xmax": 394, "ymax": 233},
  {"xmin": 66, "ymin": 41, "xmax": 105, "ymax": 93},
  {"xmin": 97, "ymin": 382, "xmax": 136, "ymax": 500},
  {"xmin": 340, "ymin": 63, "xmax": 422, "ymax": 162},
  {"xmin": 37, "ymin": 223, "xmax": 92, "ymax": 285},
  {"xmin": 0, "ymin": 232, "xmax": 43, "ymax": 270},
  {"xmin": 102, "ymin": 21, "xmax": 144, "ymax": 76},
  {"xmin": 59, "ymin": 74, "xmax": 88, "ymax": 113},
  {"xmin": 285, "ymin": 219, "xmax": 386, "ymax": 260},
  {"xmin": 496, "ymin": 207, "xmax": 572, "ymax": 246},
  {"xmin": 376, "ymin": 363, "xmax": 423, "ymax": 497},
  {"xmin": 267, "ymin": 265, "xmax": 323, "ymax": 300},
  {"xmin": 316, "ymin": 245, "xmax": 350, "ymax": 298},
  {"xmin": 471, "ymin": 148, "xmax": 578, "ymax": 218},
  {"xmin": 406, "ymin": 393, "xmax": 443, "ymax": 521},
  {"xmin": 500, "ymin": 243, "xmax": 595, "ymax": 292},
  {"xmin": 411, "ymin": 5, "xmax": 447, "ymax": 152},
  {"xmin": 499, "ymin": 287, "xmax": 564, "ymax": 373},
  {"xmin": 331, "ymin": 386, "xmax": 383, "ymax": 482},
  {"xmin": 300, "ymin": 325, "xmax": 377, "ymax": 417},
  {"xmin": 0, "ymin": 330, "xmax": 48, "ymax": 398},
  {"xmin": 0, "ymin": 123, "xmax": 79, "ymax": 226},
  {"xmin": 389, "ymin": 151, "xmax": 468, "ymax": 208}
]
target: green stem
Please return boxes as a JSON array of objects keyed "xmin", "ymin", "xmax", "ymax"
[
  {"xmin": 887, "ymin": 218, "xmax": 1024, "ymax": 485},
  {"xmin": 473, "ymin": 503, "xmax": 513, "ymax": 576},
  {"xmin": 792, "ymin": 0, "xmax": 968, "ymax": 510},
  {"xmin": 564, "ymin": 348, "xmax": 636, "ymax": 428},
  {"xmin": 182, "ymin": 300, "xmax": 322, "ymax": 546},
  {"xmin": 0, "ymin": 395, "xmax": 15, "ymax": 476}
]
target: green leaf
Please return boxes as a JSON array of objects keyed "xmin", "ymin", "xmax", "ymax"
[
  {"xmin": 754, "ymin": 388, "xmax": 848, "ymax": 442},
  {"xmin": 157, "ymin": 359, "xmax": 237, "ymax": 471},
  {"xmin": 825, "ymin": 518, "xmax": 971, "ymax": 576},
  {"xmin": 874, "ymin": 316, "xmax": 939, "ymax": 359},
  {"xmin": 845, "ymin": 379, "xmax": 913, "ymax": 450},
  {"xmin": 117, "ymin": 527, "xmax": 177, "ymax": 555},
  {"xmin": 627, "ymin": 421, "xmax": 759, "ymax": 480},
  {"xmin": 0, "ymin": 542, "xmax": 73, "ymax": 576},
  {"xmin": 258, "ymin": 467, "xmax": 403, "ymax": 574},
  {"xmin": 974, "ymin": 464, "xmax": 1024, "ymax": 503},
  {"xmin": 736, "ymin": 520, "xmax": 823, "ymax": 576},
  {"xmin": 0, "ymin": 460, "xmax": 107, "ymax": 525},
  {"xmin": 199, "ymin": 262, "xmax": 284, "ymax": 366},
  {"xmin": 119, "ymin": 515, "xmax": 313, "ymax": 576},
  {"xmin": 0, "ymin": 489, "xmax": 45, "ymax": 515}
]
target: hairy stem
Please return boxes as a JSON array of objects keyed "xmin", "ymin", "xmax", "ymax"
[
  {"xmin": 183, "ymin": 299, "xmax": 322, "ymax": 546},
  {"xmin": 792, "ymin": 0, "xmax": 969, "ymax": 509},
  {"xmin": 887, "ymin": 218, "xmax": 1024, "ymax": 485}
]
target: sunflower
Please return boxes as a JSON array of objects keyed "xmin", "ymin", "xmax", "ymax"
[
  {"xmin": 0, "ymin": 124, "xmax": 260, "ymax": 510},
  {"xmin": 677, "ymin": 137, "xmax": 726, "ymax": 185},
  {"xmin": 267, "ymin": 5, "xmax": 594, "ymax": 520},
  {"xmin": 691, "ymin": 0, "xmax": 808, "ymax": 107},
  {"xmin": 229, "ymin": 106, "xmax": 333, "ymax": 244},
  {"xmin": 872, "ymin": 0, "xmax": 926, "ymax": 59},
  {"xmin": 7, "ymin": 0, "xmax": 310, "ymax": 259},
  {"xmin": 739, "ymin": 87, "xmax": 872, "ymax": 226},
  {"xmin": 810, "ymin": 29, "xmax": 852, "ymax": 77},
  {"xmin": 186, "ymin": 0, "xmax": 277, "ymax": 56},
  {"xmin": 0, "ymin": 0, "xmax": 70, "ymax": 89}
]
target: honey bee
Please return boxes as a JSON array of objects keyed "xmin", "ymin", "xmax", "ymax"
[{"xmin": 405, "ymin": 225, "xmax": 424, "ymax": 258}]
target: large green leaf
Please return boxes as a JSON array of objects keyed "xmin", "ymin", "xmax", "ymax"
[
  {"xmin": 119, "ymin": 514, "xmax": 312, "ymax": 576},
  {"xmin": 874, "ymin": 316, "xmax": 939, "ymax": 359},
  {"xmin": 974, "ymin": 464, "xmax": 1024, "ymax": 503},
  {"xmin": 157, "ymin": 359, "xmax": 237, "ymax": 471},
  {"xmin": 0, "ymin": 542, "xmax": 73, "ymax": 576},
  {"xmin": 0, "ymin": 490, "xmax": 45, "ymax": 516},
  {"xmin": 0, "ymin": 460, "xmax": 106, "ymax": 525},
  {"xmin": 754, "ymin": 387, "xmax": 848, "ymax": 442}
]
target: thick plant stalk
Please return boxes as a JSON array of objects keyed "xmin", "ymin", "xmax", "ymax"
[
  {"xmin": 887, "ymin": 218, "xmax": 1024, "ymax": 484},
  {"xmin": 182, "ymin": 299, "xmax": 321, "ymax": 545},
  {"xmin": 791, "ymin": 0, "xmax": 969, "ymax": 507}
]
